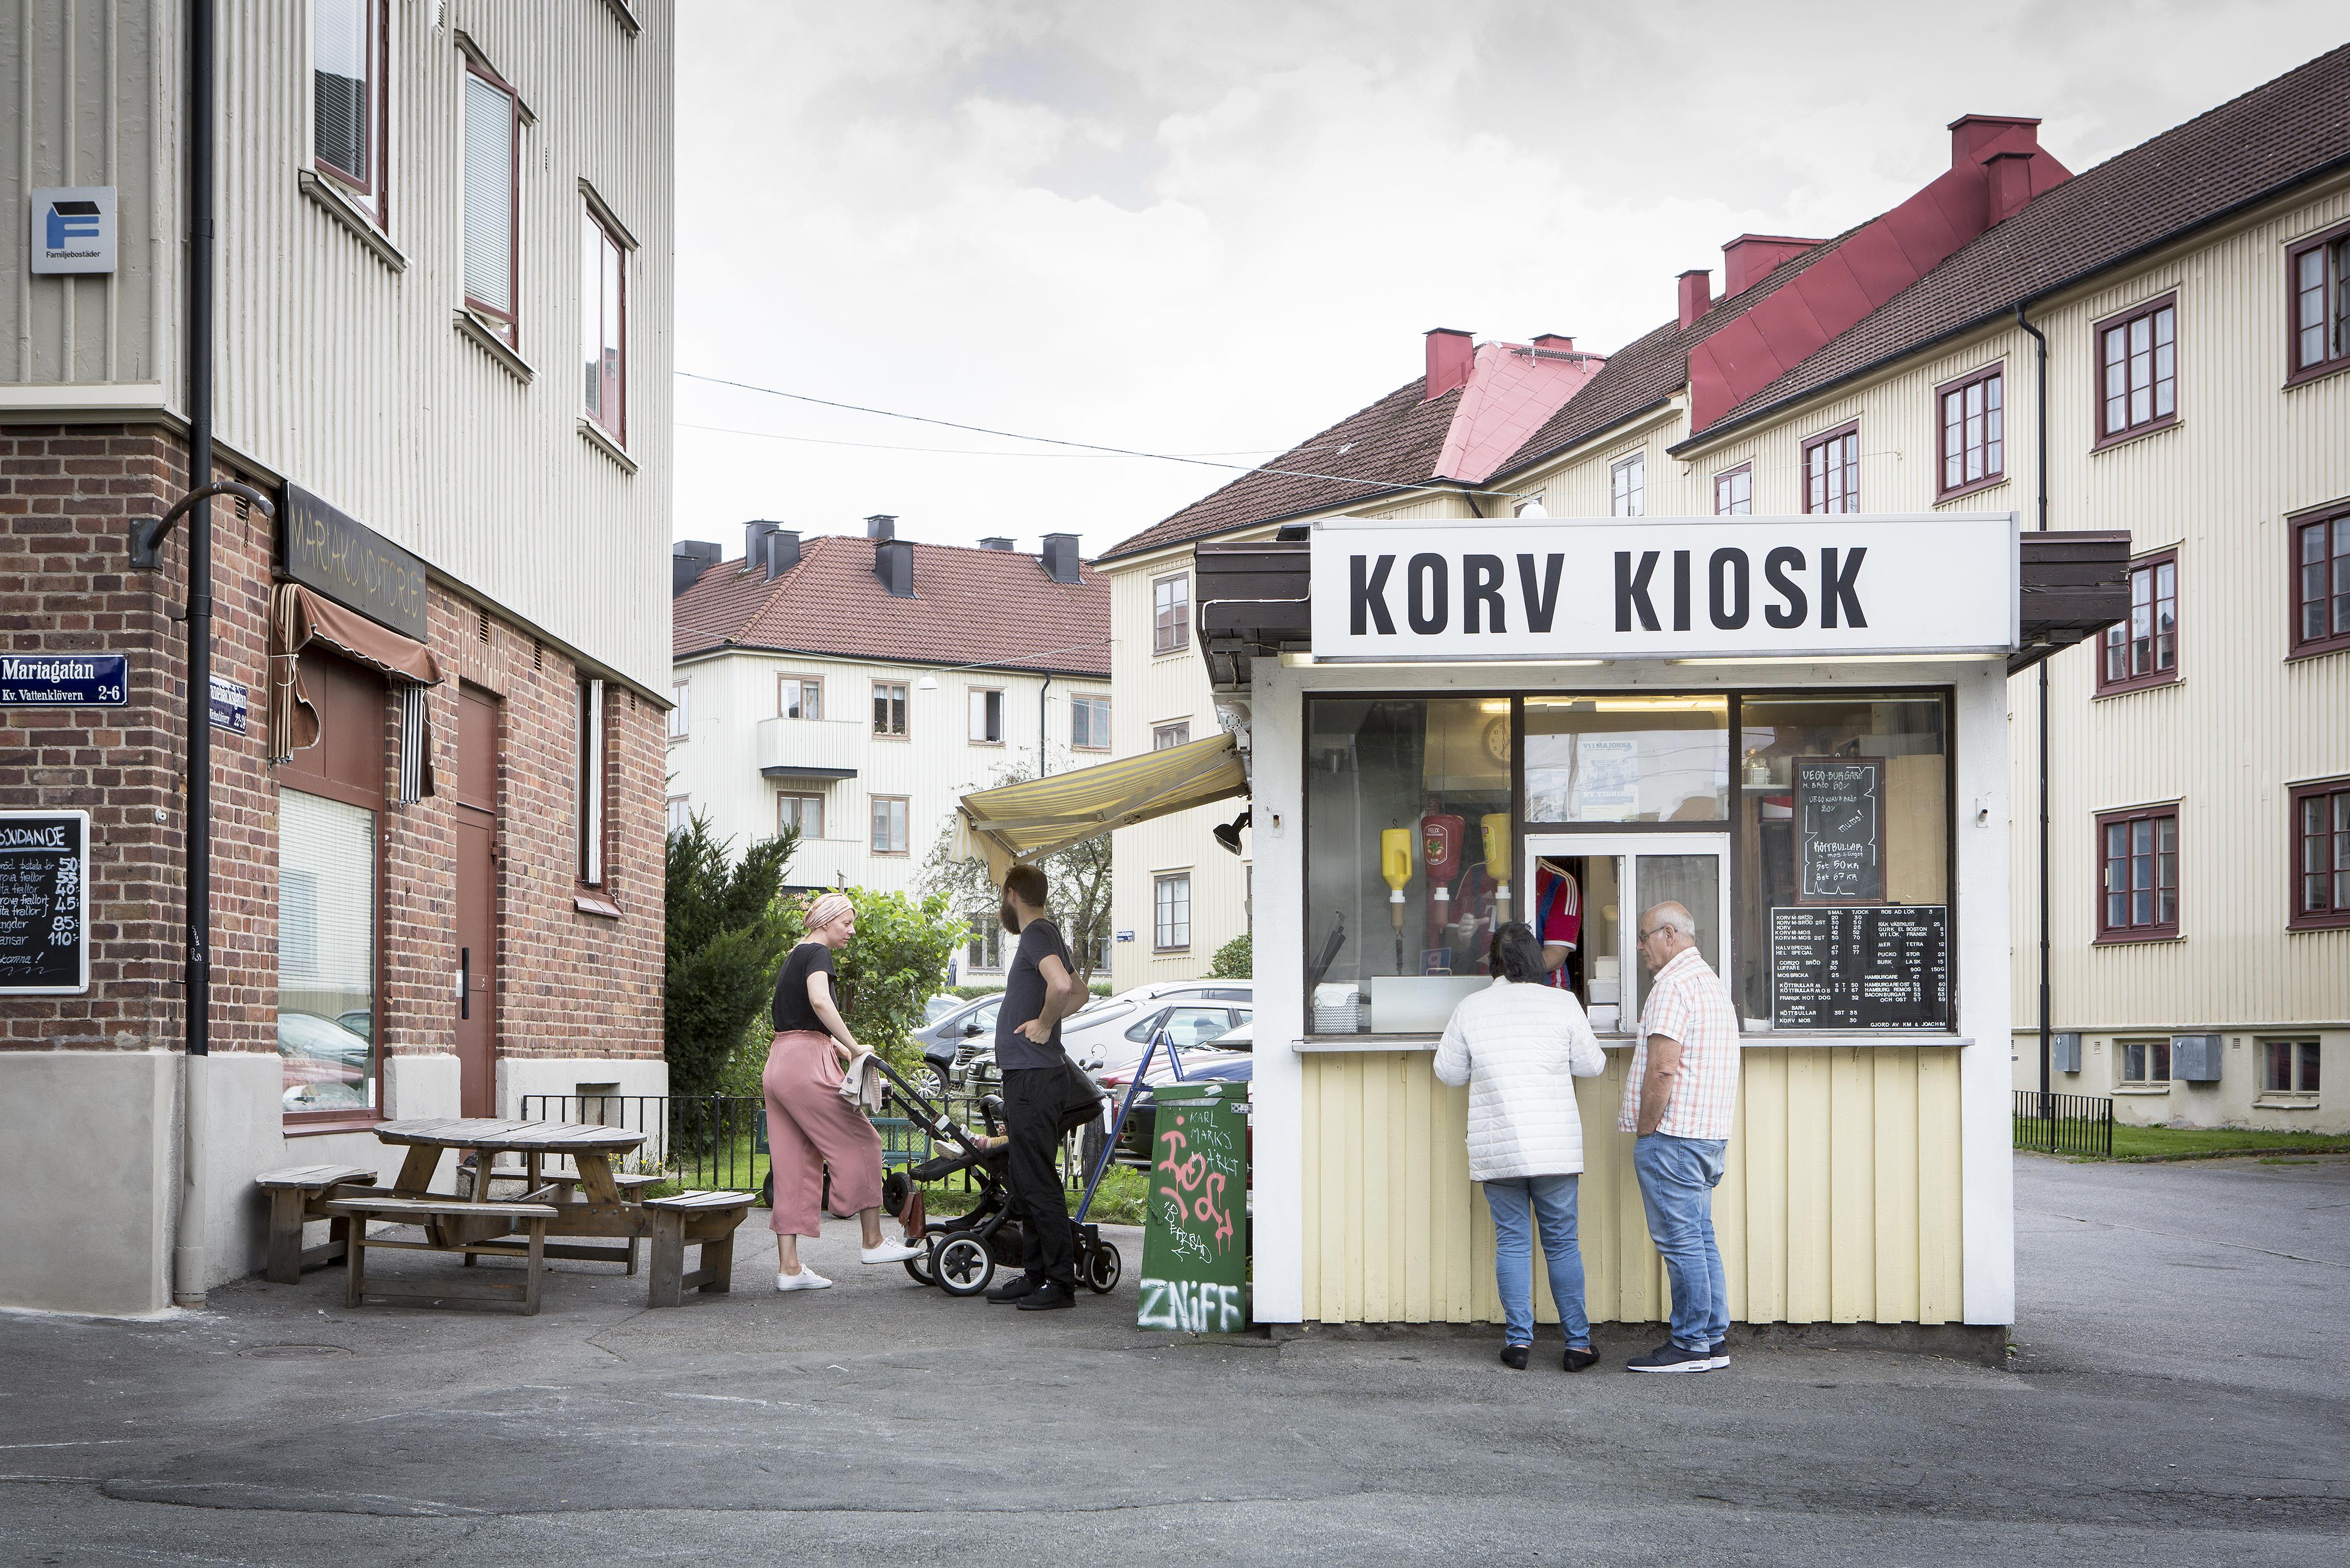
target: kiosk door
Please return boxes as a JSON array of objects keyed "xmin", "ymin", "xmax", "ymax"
[{"xmin": 1524, "ymin": 833, "xmax": 1729, "ymax": 1035}]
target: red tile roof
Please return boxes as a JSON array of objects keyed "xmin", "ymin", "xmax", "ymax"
[{"xmin": 673, "ymin": 535, "xmax": 1111, "ymax": 677}]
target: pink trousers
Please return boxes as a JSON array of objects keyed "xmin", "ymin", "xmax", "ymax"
[{"xmin": 762, "ymin": 1029, "xmax": 884, "ymax": 1237}]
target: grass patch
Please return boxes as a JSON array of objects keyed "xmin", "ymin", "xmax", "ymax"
[{"xmin": 2017, "ymin": 1118, "xmax": 2350, "ymax": 1162}]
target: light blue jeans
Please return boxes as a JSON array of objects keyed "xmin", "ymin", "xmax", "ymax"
[
  {"xmin": 1483, "ymin": 1174, "xmax": 1590, "ymax": 1348},
  {"xmin": 1633, "ymin": 1133, "xmax": 1730, "ymax": 1352}
]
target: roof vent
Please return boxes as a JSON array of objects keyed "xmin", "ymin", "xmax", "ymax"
[
  {"xmin": 1040, "ymin": 533, "xmax": 1083, "ymax": 585},
  {"xmin": 672, "ymin": 539, "xmax": 722, "ymax": 597},
  {"xmin": 865, "ymin": 514, "xmax": 897, "ymax": 542},
  {"xmin": 978, "ymin": 537, "xmax": 1014, "ymax": 551},
  {"xmin": 1423, "ymin": 328, "xmax": 1474, "ymax": 400},
  {"xmin": 1720, "ymin": 235, "xmax": 1820, "ymax": 298},
  {"xmin": 762, "ymin": 529, "xmax": 801, "ymax": 579},
  {"xmin": 874, "ymin": 537, "xmax": 914, "ymax": 598},
  {"xmin": 1677, "ymin": 269, "xmax": 1712, "ymax": 330}
]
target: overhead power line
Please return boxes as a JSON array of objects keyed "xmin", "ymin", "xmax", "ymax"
[{"xmin": 678, "ymin": 421, "xmax": 1276, "ymax": 460}]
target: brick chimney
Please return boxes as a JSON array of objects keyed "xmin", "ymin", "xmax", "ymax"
[
  {"xmin": 873, "ymin": 538, "xmax": 913, "ymax": 598},
  {"xmin": 1721, "ymin": 235, "xmax": 1820, "ymax": 298},
  {"xmin": 1423, "ymin": 328, "xmax": 1474, "ymax": 400},
  {"xmin": 1040, "ymin": 533, "xmax": 1083, "ymax": 585},
  {"xmin": 1985, "ymin": 150, "xmax": 2035, "ymax": 226},
  {"xmin": 1677, "ymin": 269, "xmax": 1712, "ymax": 330}
]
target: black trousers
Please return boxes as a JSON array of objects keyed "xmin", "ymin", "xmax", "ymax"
[{"xmin": 1000, "ymin": 1066, "xmax": 1077, "ymax": 1287}]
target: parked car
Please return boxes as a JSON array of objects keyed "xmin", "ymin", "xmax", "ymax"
[
  {"xmin": 1101, "ymin": 1048, "xmax": 1253, "ymax": 1165},
  {"xmin": 923, "ymin": 994, "xmax": 965, "ymax": 1024},
  {"xmin": 915, "ymin": 993, "xmax": 1007, "ymax": 1089},
  {"xmin": 278, "ymin": 1011, "xmax": 372, "ymax": 1112},
  {"xmin": 1060, "ymin": 980, "xmax": 1253, "ymax": 1076}
]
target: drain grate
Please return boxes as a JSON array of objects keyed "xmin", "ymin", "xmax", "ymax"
[{"xmin": 237, "ymin": 1344, "xmax": 351, "ymax": 1360}]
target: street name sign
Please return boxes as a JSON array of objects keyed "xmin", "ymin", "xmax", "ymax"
[{"xmin": 1, "ymin": 653, "xmax": 127, "ymax": 706}]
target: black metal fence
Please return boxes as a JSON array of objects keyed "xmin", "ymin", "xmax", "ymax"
[{"xmin": 2012, "ymin": 1089, "xmax": 2114, "ymax": 1157}]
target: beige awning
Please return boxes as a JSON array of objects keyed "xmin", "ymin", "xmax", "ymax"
[{"xmin": 954, "ymin": 732, "xmax": 1248, "ymax": 881}]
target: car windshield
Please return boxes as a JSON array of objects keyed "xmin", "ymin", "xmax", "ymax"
[{"xmin": 925, "ymin": 996, "xmax": 961, "ymax": 1023}]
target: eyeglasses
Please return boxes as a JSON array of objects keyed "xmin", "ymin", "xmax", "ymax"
[{"xmin": 1637, "ymin": 926, "xmax": 1669, "ymax": 943}]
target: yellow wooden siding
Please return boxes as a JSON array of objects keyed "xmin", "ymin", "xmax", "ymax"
[{"xmin": 1296, "ymin": 1047, "xmax": 1965, "ymax": 1325}]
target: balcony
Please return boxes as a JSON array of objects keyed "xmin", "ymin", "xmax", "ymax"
[{"xmin": 755, "ymin": 715, "xmax": 862, "ymax": 780}]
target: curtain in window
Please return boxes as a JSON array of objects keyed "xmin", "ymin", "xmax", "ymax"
[{"xmin": 313, "ymin": 0, "xmax": 371, "ymax": 181}]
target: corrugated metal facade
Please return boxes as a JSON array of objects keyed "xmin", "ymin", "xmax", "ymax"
[
  {"xmin": 1301, "ymin": 1047, "xmax": 1966, "ymax": 1325},
  {"xmin": 1, "ymin": 0, "xmax": 673, "ymax": 691}
]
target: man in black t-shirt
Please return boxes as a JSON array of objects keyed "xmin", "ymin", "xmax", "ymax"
[{"xmin": 985, "ymin": 863, "xmax": 1090, "ymax": 1309}]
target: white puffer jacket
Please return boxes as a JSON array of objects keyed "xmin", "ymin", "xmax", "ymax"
[{"xmin": 1432, "ymin": 980, "xmax": 1608, "ymax": 1181}]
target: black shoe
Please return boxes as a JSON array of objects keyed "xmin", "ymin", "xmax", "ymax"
[
  {"xmin": 1625, "ymin": 1340, "xmax": 1716, "ymax": 1373},
  {"xmin": 986, "ymin": 1275, "xmax": 1041, "ymax": 1304},
  {"xmin": 1562, "ymin": 1346, "xmax": 1600, "ymax": 1373},
  {"xmin": 1708, "ymin": 1339, "xmax": 1730, "ymax": 1369},
  {"xmin": 1499, "ymin": 1343, "xmax": 1531, "ymax": 1370},
  {"xmin": 1015, "ymin": 1280, "xmax": 1077, "ymax": 1311}
]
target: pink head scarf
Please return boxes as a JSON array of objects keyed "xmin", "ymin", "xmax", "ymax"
[{"xmin": 805, "ymin": 892, "xmax": 854, "ymax": 935}]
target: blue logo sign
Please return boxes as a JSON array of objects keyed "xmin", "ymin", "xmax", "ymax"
[
  {"xmin": 30, "ymin": 186, "xmax": 115, "ymax": 275},
  {"xmin": 45, "ymin": 199, "xmax": 101, "ymax": 249},
  {"xmin": 0, "ymin": 653, "xmax": 127, "ymax": 707}
]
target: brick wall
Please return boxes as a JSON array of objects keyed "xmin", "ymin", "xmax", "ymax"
[{"xmin": 1, "ymin": 421, "xmax": 662, "ymax": 1090}]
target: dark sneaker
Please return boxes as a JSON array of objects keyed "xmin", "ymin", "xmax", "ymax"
[
  {"xmin": 1708, "ymin": 1340, "xmax": 1730, "ymax": 1370},
  {"xmin": 1562, "ymin": 1346, "xmax": 1600, "ymax": 1373},
  {"xmin": 1015, "ymin": 1279, "xmax": 1077, "ymax": 1311},
  {"xmin": 1499, "ymin": 1344, "xmax": 1531, "ymax": 1370},
  {"xmin": 1625, "ymin": 1341, "xmax": 1716, "ymax": 1374},
  {"xmin": 985, "ymin": 1275, "xmax": 1041, "ymax": 1304}
]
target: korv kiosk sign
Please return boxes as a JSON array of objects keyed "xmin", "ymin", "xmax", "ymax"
[{"xmin": 1309, "ymin": 514, "xmax": 2018, "ymax": 662}]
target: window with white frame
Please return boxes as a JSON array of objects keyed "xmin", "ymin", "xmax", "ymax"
[
  {"xmin": 871, "ymin": 797, "xmax": 909, "ymax": 854},
  {"xmin": 1154, "ymin": 872, "xmax": 1192, "ymax": 950},
  {"xmin": 778, "ymin": 793, "xmax": 823, "ymax": 841},
  {"xmin": 1153, "ymin": 575, "xmax": 1189, "ymax": 653},
  {"xmin": 1153, "ymin": 721, "xmax": 1190, "ymax": 751},
  {"xmin": 968, "ymin": 918, "xmax": 1004, "ymax": 971},
  {"xmin": 581, "ymin": 207, "xmax": 627, "ymax": 441},
  {"xmin": 667, "ymin": 682, "xmax": 689, "ymax": 741},
  {"xmin": 872, "ymin": 681, "xmax": 908, "ymax": 737},
  {"xmin": 780, "ymin": 675, "xmax": 821, "ymax": 720},
  {"xmin": 313, "ymin": 0, "xmax": 386, "ymax": 226},
  {"xmin": 1071, "ymin": 694, "xmax": 1110, "ymax": 750},
  {"xmin": 462, "ymin": 57, "xmax": 522, "ymax": 345},
  {"xmin": 969, "ymin": 688, "xmax": 1004, "ymax": 744},
  {"xmin": 2119, "ymin": 1038, "xmax": 2172, "ymax": 1086},
  {"xmin": 2263, "ymin": 1039, "xmax": 2320, "ymax": 1097},
  {"xmin": 665, "ymin": 794, "xmax": 692, "ymax": 834},
  {"xmin": 1611, "ymin": 453, "xmax": 1645, "ymax": 517}
]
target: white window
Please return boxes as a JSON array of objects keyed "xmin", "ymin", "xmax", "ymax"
[
  {"xmin": 2263, "ymin": 1039, "xmax": 2321, "ymax": 1097},
  {"xmin": 462, "ymin": 60, "xmax": 521, "ymax": 344},
  {"xmin": 1153, "ymin": 721, "xmax": 1191, "ymax": 752},
  {"xmin": 871, "ymin": 797, "xmax": 909, "ymax": 854},
  {"xmin": 581, "ymin": 208, "xmax": 627, "ymax": 441},
  {"xmin": 665, "ymin": 795, "xmax": 692, "ymax": 834},
  {"xmin": 968, "ymin": 919, "xmax": 1003, "ymax": 971},
  {"xmin": 1612, "ymin": 453, "xmax": 1644, "ymax": 517},
  {"xmin": 872, "ymin": 681, "xmax": 908, "ymax": 737},
  {"xmin": 969, "ymin": 688, "xmax": 1004, "ymax": 744},
  {"xmin": 1154, "ymin": 873, "xmax": 1192, "ymax": 950},
  {"xmin": 1071, "ymin": 694, "xmax": 1110, "ymax": 750},
  {"xmin": 2120, "ymin": 1038, "xmax": 2171, "ymax": 1085},
  {"xmin": 577, "ymin": 677, "xmax": 605, "ymax": 885},
  {"xmin": 780, "ymin": 676, "xmax": 821, "ymax": 720},
  {"xmin": 779, "ymin": 793, "xmax": 823, "ymax": 840},
  {"xmin": 667, "ymin": 682, "xmax": 689, "ymax": 741},
  {"xmin": 313, "ymin": 0, "xmax": 385, "ymax": 225},
  {"xmin": 1154, "ymin": 575, "xmax": 1189, "ymax": 653}
]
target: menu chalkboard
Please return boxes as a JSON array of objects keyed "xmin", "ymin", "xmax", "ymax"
[
  {"xmin": 0, "ymin": 810, "xmax": 90, "ymax": 995},
  {"xmin": 1794, "ymin": 756, "xmax": 1885, "ymax": 904},
  {"xmin": 1770, "ymin": 905, "xmax": 1947, "ymax": 1030}
]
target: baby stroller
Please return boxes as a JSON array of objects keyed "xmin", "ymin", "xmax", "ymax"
[{"xmin": 868, "ymin": 1054, "xmax": 1125, "ymax": 1299}]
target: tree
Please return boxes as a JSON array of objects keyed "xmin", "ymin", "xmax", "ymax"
[
  {"xmin": 779, "ymin": 886, "xmax": 967, "ymax": 1076},
  {"xmin": 664, "ymin": 812, "xmax": 798, "ymax": 1099},
  {"xmin": 919, "ymin": 761, "xmax": 1113, "ymax": 986}
]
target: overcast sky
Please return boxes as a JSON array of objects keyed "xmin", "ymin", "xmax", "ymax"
[{"xmin": 672, "ymin": 2, "xmax": 2341, "ymax": 560}]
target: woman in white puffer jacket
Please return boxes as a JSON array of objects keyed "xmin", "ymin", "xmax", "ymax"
[{"xmin": 1434, "ymin": 921, "xmax": 1608, "ymax": 1372}]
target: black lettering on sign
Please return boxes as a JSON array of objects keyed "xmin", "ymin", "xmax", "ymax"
[
  {"xmin": 1517, "ymin": 553, "xmax": 1564, "ymax": 633},
  {"xmin": 1793, "ymin": 755, "xmax": 1886, "ymax": 904},
  {"xmin": 1462, "ymin": 554, "xmax": 1505, "ymax": 633},
  {"xmin": 1350, "ymin": 554, "xmax": 1396, "ymax": 636},
  {"xmin": 0, "ymin": 810, "xmax": 87, "ymax": 995},
  {"xmin": 1820, "ymin": 546, "xmax": 1867, "ymax": 629},
  {"xmin": 1708, "ymin": 547, "xmax": 1749, "ymax": 630},
  {"xmin": 1764, "ymin": 546, "xmax": 1808, "ymax": 628},
  {"xmin": 1615, "ymin": 550, "xmax": 1660, "ymax": 632},
  {"xmin": 1672, "ymin": 549, "xmax": 1693, "ymax": 632},
  {"xmin": 1406, "ymin": 553, "xmax": 1449, "ymax": 634}
]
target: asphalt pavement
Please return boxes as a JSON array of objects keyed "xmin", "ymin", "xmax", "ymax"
[{"xmin": 2, "ymin": 1154, "xmax": 2345, "ymax": 1566}]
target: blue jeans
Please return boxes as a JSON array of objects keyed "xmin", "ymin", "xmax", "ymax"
[
  {"xmin": 1483, "ymin": 1174, "xmax": 1589, "ymax": 1348},
  {"xmin": 1633, "ymin": 1134, "xmax": 1729, "ymax": 1352}
]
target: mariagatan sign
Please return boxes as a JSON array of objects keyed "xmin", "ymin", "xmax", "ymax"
[{"xmin": 1308, "ymin": 514, "xmax": 2018, "ymax": 662}]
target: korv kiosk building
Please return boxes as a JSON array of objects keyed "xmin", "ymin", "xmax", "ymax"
[{"xmin": 1196, "ymin": 511, "xmax": 2121, "ymax": 1348}]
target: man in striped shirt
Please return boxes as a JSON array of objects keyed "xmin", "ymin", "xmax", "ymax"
[{"xmin": 1620, "ymin": 900, "xmax": 1740, "ymax": 1373}]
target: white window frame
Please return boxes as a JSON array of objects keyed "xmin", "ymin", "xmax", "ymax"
[
  {"xmin": 1153, "ymin": 574, "xmax": 1190, "ymax": 653},
  {"xmin": 667, "ymin": 681, "xmax": 689, "ymax": 741},
  {"xmin": 778, "ymin": 792, "xmax": 824, "ymax": 841},
  {"xmin": 1611, "ymin": 452, "xmax": 1644, "ymax": 517},
  {"xmin": 578, "ymin": 677, "xmax": 606, "ymax": 886},
  {"xmin": 779, "ymin": 674, "xmax": 822, "ymax": 721},
  {"xmin": 969, "ymin": 687, "xmax": 1005, "ymax": 744},
  {"xmin": 1154, "ymin": 871, "xmax": 1192, "ymax": 951},
  {"xmin": 665, "ymin": 794, "xmax": 691, "ymax": 834},
  {"xmin": 1071, "ymin": 693, "xmax": 1111, "ymax": 751},
  {"xmin": 871, "ymin": 796, "xmax": 910, "ymax": 855},
  {"xmin": 1153, "ymin": 721, "xmax": 1191, "ymax": 752}
]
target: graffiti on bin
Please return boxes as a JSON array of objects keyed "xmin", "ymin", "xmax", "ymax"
[
  {"xmin": 1154, "ymin": 1112, "xmax": 1239, "ymax": 1259},
  {"xmin": 1138, "ymin": 1278, "xmax": 1245, "ymax": 1333},
  {"xmin": 1139, "ymin": 1094, "xmax": 1248, "ymax": 1333}
]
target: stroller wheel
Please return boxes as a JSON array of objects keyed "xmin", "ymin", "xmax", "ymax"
[
  {"xmin": 1084, "ymin": 1241, "xmax": 1122, "ymax": 1295},
  {"xmin": 903, "ymin": 1247, "xmax": 936, "ymax": 1287},
  {"xmin": 932, "ymin": 1235, "xmax": 994, "ymax": 1297}
]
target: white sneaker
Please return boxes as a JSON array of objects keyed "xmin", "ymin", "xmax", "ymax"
[
  {"xmin": 776, "ymin": 1268, "xmax": 832, "ymax": 1292},
  {"xmin": 860, "ymin": 1240, "xmax": 925, "ymax": 1265}
]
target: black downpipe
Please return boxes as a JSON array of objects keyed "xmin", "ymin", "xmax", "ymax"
[
  {"xmin": 2016, "ymin": 303, "xmax": 2051, "ymax": 1099},
  {"xmin": 186, "ymin": 0, "xmax": 214, "ymax": 1060}
]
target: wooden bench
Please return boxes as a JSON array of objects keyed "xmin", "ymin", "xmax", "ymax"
[
  {"xmin": 642, "ymin": 1192, "xmax": 753, "ymax": 1308},
  {"xmin": 460, "ymin": 1169, "xmax": 663, "ymax": 1274},
  {"xmin": 254, "ymin": 1165, "xmax": 383, "ymax": 1284},
  {"xmin": 323, "ymin": 1196, "xmax": 559, "ymax": 1315}
]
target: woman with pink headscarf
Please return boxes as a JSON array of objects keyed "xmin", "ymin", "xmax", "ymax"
[{"xmin": 764, "ymin": 892, "xmax": 925, "ymax": 1290}]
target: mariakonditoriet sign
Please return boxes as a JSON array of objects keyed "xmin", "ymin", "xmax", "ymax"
[
  {"xmin": 279, "ymin": 483, "xmax": 428, "ymax": 641},
  {"xmin": 1308, "ymin": 514, "xmax": 2018, "ymax": 662}
]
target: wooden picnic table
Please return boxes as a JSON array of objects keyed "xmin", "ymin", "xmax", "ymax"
[{"xmin": 374, "ymin": 1117, "xmax": 653, "ymax": 1266}]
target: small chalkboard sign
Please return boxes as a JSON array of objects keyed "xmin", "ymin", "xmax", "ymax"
[
  {"xmin": 1794, "ymin": 755, "xmax": 1885, "ymax": 904},
  {"xmin": 1138, "ymin": 1080, "xmax": 1249, "ymax": 1333},
  {"xmin": 1770, "ymin": 905, "xmax": 1948, "ymax": 1030},
  {"xmin": 0, "ymin": 810, "xmax": 90, "ymax": 995}
]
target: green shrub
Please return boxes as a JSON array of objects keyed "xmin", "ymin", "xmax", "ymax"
[
  {"xmin": 1207, "ymin": 932, "xmax": 1252, "ymax": 979},
  {"xmin": 780, "ymin": 886, "xmax": 967, "ymax": 1078}
]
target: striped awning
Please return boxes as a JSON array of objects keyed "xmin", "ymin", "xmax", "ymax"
[{"xmin": 954, "ymin": 732, "xmax": 1248, "ymax": 881}]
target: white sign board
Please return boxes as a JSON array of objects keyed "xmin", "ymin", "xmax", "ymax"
[
  {"xmin": 1308, "ymin": 514, "xmax": 2018, "ymax": 662},
  {"xmin": 30, "ymin": 187, "xmax": 116, "ymax": 275}
]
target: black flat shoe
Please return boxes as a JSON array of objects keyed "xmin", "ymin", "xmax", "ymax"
[
  {"xmin": 1562, "ymin": 1346, "xmax": 1600, "ymax": 1372},
  {"xmin": 986, "ymin": 1275, "xmax": 1041, "ymax": 1304},
  {"xmin": 1499, "ymin": 1344, "xmax": 1531, "ymax": 1370},
  {"xmin": 1016, "ymin": 1280, "xmax": 1076, "ymax": 1311}
]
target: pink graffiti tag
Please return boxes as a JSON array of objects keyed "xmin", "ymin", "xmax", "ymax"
[{"xmin": 1155, "ymin": 1115, "xmax": 1236, "ymax": 1250}]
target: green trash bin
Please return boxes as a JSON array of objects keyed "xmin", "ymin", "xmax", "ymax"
[{"xmin": 1137, "ymin": 1078, "xmax": 1249, "ymax": 1332}]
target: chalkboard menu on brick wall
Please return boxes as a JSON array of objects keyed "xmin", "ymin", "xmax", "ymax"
[
  {"xmin": 1770, "ymin": 905, "xmax": 1948, "ymax": 1030},
  {"xmin": 0, "ymin": 810, "xmax": 90, "ymax": 995},
  {"xmin": 1794, "ymin": 755, "xmax": 1885, "ymax": 904}
]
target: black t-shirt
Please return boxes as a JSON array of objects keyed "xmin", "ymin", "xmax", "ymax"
[
  {"xmin": 994, "ymin": 917, "xmax": 1071, "ymax": 1071},
  {"xmin": 771, "ymin": 941, "xmax": 836, "ymax": 1034}
]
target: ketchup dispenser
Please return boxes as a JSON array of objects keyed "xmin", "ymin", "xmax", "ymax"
[
  {"xmin": 1380, "ymin": 827, "xmax": 1414, "ymax": 971},
  {"xmin": 1482, "ymin": 814, "xmax": 1513, "ymax": 926},
  {"xmin": 1421, "ymin": 811, "xmax": 1464, "ymax": 950}
]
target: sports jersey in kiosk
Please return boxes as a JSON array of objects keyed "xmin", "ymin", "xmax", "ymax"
[{"xmin": 1192, "ymin": 512, "xmax": 2122, "ymax": 1348}]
